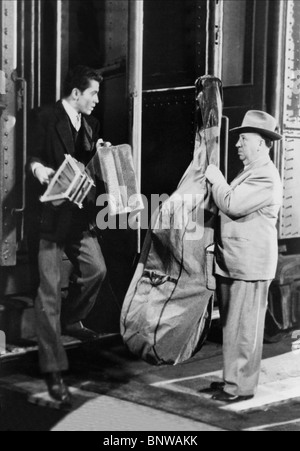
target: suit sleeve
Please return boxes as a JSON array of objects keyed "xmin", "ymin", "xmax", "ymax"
[
  {"xmin": 26, "ymin": 109, "xmax": 47, "ymax": 172},
  {"xmin": 211, "ymin": 173, "xmax": 276, "ymax": 219}
]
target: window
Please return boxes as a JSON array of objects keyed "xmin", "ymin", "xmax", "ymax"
[{"xmin": 222, "ymin": 0, "xmax": 255, "ymax": 87}]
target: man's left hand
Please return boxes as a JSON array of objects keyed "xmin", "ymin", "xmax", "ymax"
[{"xmin": 205, "ymin": 165, "xmax": 224, "ymax": 185}]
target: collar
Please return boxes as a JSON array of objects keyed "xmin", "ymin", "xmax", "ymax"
[
  {"xmin": 231, "ymin": 155, "xmax": 271, "ymax": 188},
  {"xmin": 243, "ymin": 155, "xmax": 271, "ymax": 172},
  {"xmin": 61, "ymin": 99, "xmax": 81, "ymax": 130}
]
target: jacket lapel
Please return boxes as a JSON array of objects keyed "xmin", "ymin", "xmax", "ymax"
[
  {"xmin": 82, "ymin": 116, "xmax": 95, "ymax": 152},
  {"xmin": 55, "ymin": 101, "xmax": 75, "ymax": 156}
]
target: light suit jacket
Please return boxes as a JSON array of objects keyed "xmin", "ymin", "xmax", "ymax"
[{"xmin": 212, "ymin": 156, "xmax": 283, "ymax": 281}]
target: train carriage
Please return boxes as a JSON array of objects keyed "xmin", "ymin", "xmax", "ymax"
[{"xmin": 0, "ymin": 0, "xmax": 300, "ymax": 358}]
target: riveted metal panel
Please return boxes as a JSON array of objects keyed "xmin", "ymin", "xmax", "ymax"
[
  {"xmin": 0, "ymin": 1, "xmax": 18, "ymax": 266},
  {"xmin": 141, "ymin": 1, "xmax": 207, "ymax": 200},
  {"xmin": 105, "ymin": 0, "xmax": 129, "ymax": 65},
  {"xmin": 143, "ymin": 0, "xmax": 207, "ymax": 90},
  {"xmin": 196, "ymin": 0, "xmax": 207, "ymax": 76},
  {"xmin": 142, "ymin": 88, "xmax": 195, "ymax": 199}
]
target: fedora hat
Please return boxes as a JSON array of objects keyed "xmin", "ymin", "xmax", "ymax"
[{"xmin": 230, "ymin": 110, "xmax": 283, "ymax": 141}]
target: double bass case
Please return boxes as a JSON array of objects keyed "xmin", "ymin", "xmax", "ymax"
[{"xmin": 121, "ymin": 76, "xmax": 223, "ymax": 365}]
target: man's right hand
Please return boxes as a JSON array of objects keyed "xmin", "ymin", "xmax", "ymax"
[
  {"xmin": 205, "ymin": 164, "xmax": 225, "ymax": 185},
  {"xmin": 34, "ymin": 166, "xmax": 55, "ymax": 185}
]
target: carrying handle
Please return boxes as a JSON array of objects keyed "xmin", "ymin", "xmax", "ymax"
[{"xmin": 11, "ymin": 73, "xmax": 28, "ymax": 241}]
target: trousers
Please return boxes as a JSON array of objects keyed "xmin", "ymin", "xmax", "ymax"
[
  {"xmin": 217, "ymin": 276, "xmax": 271, "ymax": 397},
  {"xmin": 35, "ymin": 229, "xmax": 107, "ymax": 373}
]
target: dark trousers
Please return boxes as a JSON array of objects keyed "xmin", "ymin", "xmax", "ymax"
[{"xmin": 35, "ymin": 230, "xmax": 107, "ymax": 373}]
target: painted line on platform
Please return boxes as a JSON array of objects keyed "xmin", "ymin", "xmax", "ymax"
[
  {"xmin": 221, "ymin": 377, "xmax": 300, "ymax": 412},
  {"xmin": 151, "ymin": 370, "xmax": 221, "ymax": 387},
  {"xmin": 153, "ymin": 373, "xmax": 300, "ymax": 413},
  {"xmin": 28, "ymin": 387, "xmax": 98, "ymax": 410},
  {"xmin": 244, "ymin": 418, "xmax": 300, "ymax": 431},
  {"xmin": 151, "ymin": 353, "xmax": 300, "ymax": 413},
  {"xmin": 152, "ymin": 381, "xmax": 212, "ymax": 399}
]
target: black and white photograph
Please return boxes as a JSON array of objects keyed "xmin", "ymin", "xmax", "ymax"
[{"xmin": 0, "ymin": 0, "xmax": 300, "ymax": 433}]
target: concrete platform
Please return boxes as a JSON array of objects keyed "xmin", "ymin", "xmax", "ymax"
[
  {"xmin": 1, "ymin": 334, "xmax": 300, "ymax": 431},
  {"xmin": 51, "ymin": 395, "xmax": 225, "ymax": 432}
]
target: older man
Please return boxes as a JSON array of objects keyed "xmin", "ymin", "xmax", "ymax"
[{"xmin": 205, "ymin": 111, "xmax": 283, "ymax": 403}]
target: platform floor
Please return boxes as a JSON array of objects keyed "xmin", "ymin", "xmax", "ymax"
[{"xmin": 0, "ymin": 333, "xmax": 300, "ymax": 431}]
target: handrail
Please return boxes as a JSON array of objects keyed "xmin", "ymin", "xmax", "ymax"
[
  {"xmin": 11, "ymin": 74, "xmax": 27, "ymax": 242},
  {"xmin": 128, "ymin": 0, "xmax": 144, "ymax": 254},
  {"xmin": 222, "ymin": 115, "xmax": 229, "ymax": 181}
]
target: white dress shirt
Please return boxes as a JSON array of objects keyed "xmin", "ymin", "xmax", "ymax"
[{"xmin": 61, "ymin": 99, "xmax": 82, "ymax": 132}]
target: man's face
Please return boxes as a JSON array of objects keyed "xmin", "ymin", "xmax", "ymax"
[
  {"xmin": 236, "ymin": 133, "xmax": 262, "ymax": 166},
  {"xmin": 76, "ymin": 80, "xmax": 100, "ymax": 115}
]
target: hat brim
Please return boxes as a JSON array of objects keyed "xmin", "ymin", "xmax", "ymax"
[{"xmin": 229, "ymin": 126, "xmax": 283, "ymax": 141}]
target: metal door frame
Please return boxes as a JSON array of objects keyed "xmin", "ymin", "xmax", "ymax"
[
  {"xmin": 128, "ymin": 0, "xmax": 144, "ymax": 252},
  {"xmin": 0, "ymin": 0, "xmax": 18, "ymax": 266}
]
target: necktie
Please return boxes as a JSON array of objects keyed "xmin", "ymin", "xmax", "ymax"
[{"xmin": 75, "ymin": 114, "xmax": 81, "ymax": 132}]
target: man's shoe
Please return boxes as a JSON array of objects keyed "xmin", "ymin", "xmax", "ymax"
[
  {"xmin": 210, "ymin": 382, "xmax": 226, "ymax": 391},
  {"xmin": 212, "ymin": 391, "xmax": 254, "ymax": 403},
  {"xmin": 62, "ymin": 322, "xmax": 99, "ymax": 341},
  {"xmin": 45, "ymin": 372, "xmax": 72, "ymax": 405},
  {"xmin": 199, "ymin": 381, "xmax": 226, "ymax": 394}
]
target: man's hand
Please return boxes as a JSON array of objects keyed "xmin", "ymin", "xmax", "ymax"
[
  {"xmin": 34, "ymin": 166, "xmax": 55, "ymax": 185},
  {"xmin": 96, "ymin": 139, "xmax": 112, "ymax": 151},
  {"xmin": 205, "ymin": 164, "xmax": 224, "ymax": 185}
]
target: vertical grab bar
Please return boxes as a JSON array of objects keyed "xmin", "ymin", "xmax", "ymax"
[
  {"xmin": 222, "ymin": 115, "xmax": 229, "ymax": 181},
  {"xmin": 12, "ymin": 75, "xmax": 28, "ymax": 242},
  {"xmin": 128, "ymin": 0, "xmax": 144, "ymax": 254}
]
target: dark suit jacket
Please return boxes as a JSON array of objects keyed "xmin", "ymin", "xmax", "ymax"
[{"xmin": 26, "ymin": 101, "xmax": 100, "ymax": 243}]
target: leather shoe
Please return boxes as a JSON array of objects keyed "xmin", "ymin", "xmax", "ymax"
[
  {"xmin": 199, "ymin": 381, "xmax": 226, "ymax": 394},
  {"xmin": 212, "ymin": 391, "xmax": 254, "ymax": 403},
  {"xmin": 62, "ymin": 322, "xmax": 99, "ymax": 341},
  {"xmin": 210, "ymin": 382, "xmax": 225, "ymax": 391},
  {"xmin": 45, "ymin": 372, "xmax": 72, "ymax": 405}
]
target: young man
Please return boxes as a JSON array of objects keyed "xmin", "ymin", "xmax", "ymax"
[
  {"xmin": 205, "ymin": 111, "xmax": 283, "ymax": 403},
  {"xmin": 28, "ymin": 66, "xmax": 108, "ymax": 404}
]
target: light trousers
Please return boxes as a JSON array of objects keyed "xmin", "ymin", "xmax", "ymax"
[{"xmin": 217, "ymin": 276, "xmax": 271, "ymax": 397}]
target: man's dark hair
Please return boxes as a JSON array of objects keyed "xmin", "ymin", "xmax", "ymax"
[{"xmin": 63, "ymin": 65, "xmax": 103, "ymax": 97}]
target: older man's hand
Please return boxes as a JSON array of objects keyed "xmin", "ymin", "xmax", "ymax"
[
  {"xmin": 205, "ymin": 164, "xmax": 224, "ymax": 185},
  {"xmin": 96, "ymin": 139, "xmax": 112, "ymax": 151}
]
